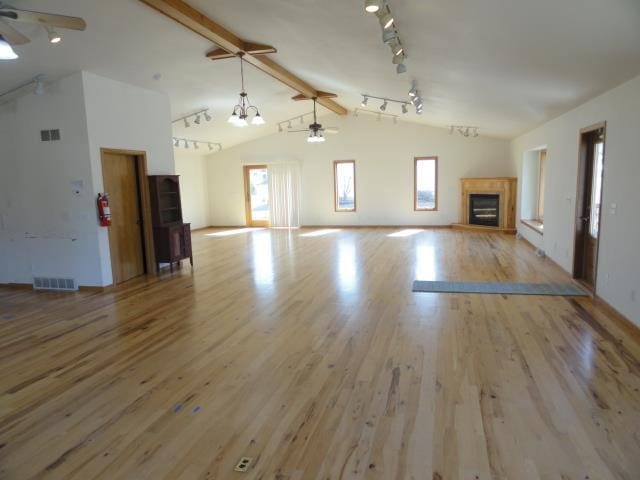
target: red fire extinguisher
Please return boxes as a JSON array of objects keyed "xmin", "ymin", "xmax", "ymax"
[{"xmin": 97, "ymin": 193, "xmax": 112, "ymax": 227}]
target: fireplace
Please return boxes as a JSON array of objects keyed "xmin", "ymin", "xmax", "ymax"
[{"xmin": 469, "ymin": 194, "xmax": 500, "ymax": 227}]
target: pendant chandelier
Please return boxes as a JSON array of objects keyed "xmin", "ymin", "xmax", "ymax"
[{"xmin": 227, "ymin": 53, "xmax": 265, "ymax": 127}]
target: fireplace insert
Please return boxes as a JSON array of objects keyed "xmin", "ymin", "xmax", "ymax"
[{"xmin": 469, "ymin": 194, "xmax": 499, "ymax": 227}]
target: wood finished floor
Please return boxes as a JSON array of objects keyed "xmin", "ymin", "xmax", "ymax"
[{"xmin": 1, "ymin": 228, "xmax": 639, "ymax": 480}]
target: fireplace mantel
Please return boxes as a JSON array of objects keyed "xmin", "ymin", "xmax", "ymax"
[{"xmin": 454, "ymin": 177, "xmax": 517, "ymax": 233}]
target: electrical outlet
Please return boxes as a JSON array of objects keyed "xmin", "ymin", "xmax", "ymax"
[{"xmin": 234, "ymin": 457, "xmax": 254, "ymax": 472}]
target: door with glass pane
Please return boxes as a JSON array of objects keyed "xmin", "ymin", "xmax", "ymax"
[
  {"xmin": 243, "ymin": 165, "xmax": 270, "ymax": 227},
  {"xmin": 573, "ymin": 124, "xmax": 606, "ymax": 290}
]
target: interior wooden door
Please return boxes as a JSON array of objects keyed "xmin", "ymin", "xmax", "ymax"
[
  {"xmin": 243, "ymin": 165, "xmax": 270, "ymax": 227},
  {"xmin": 573, "ymin": 124, "xmax": 606, "ymax": 290},
  {"xmin": 101, "ymin": 152, "xmax": 146, "ymax": 284}
]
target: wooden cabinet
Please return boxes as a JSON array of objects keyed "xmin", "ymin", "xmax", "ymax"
[{"xmin": 147, "ymin": 175, "xmax": 193, "ymax": 272}]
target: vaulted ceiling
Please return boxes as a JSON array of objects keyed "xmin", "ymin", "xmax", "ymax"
[{"xmin": 2, "ymin": 0, "xmax": 640, "ymax": 150}]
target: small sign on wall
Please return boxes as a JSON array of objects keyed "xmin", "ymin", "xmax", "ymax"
[{"xmin": 70, "ymin": 179, "xmax": 84, "ymax": 197}]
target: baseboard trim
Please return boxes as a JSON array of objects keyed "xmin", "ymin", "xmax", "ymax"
[
  {"xmin": 1, "ymin": 283, "xmax": 33, "ymax": 290},
  {"xmin": 300, "ymin": 224, "xmax": 452, "ymax": 229},
  {"xmin": 593, "ymin": 294, "xmax": 640, "ymax": 342}
]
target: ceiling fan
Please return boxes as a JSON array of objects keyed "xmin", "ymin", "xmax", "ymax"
[
  {"xmin": 287, "ymin": 97, "xmax": 339, "ymax": 143},
  {"xmin": 0, "ymin": 3, "xmax": 86, "ymax": 59}
]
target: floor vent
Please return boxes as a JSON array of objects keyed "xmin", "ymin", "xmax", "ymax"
[{"xmin": 33, "ymin": 277, "xmax": 77, "ymax": 291}]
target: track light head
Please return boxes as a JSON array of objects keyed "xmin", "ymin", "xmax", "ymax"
[
  {"xmin": 396, "ymin": 63, "xmax": 406, "ymax": 74},
  {"xmin": 391, "ymin": 42, "xmax": 403, "ymax": 56},
  {"xmin": 194, "ymin": 141, "xmax": 199, "ymax": 149},
  {"xmin": 361, "ymin": 96, "xmax": 369, "ymax": 107},
  {"xmin": 382, "ymin": 29, "xmax": 398, "ymax": 44},
  {"xmin": 408, "ymin": 86, "xmax": 417, "ymax": 97},
  {"xmin": 33, "ymin": 75, "xmax": 45, "ymax": 95},
  {"xmin": 173, "ymin": 138, "xmax": 179, "ymax": 146},
  {"xmin": 364, "ymin": 0, "xmax": 381, "ymax": 13},
  {"xmin": 392, "ymin": 53, "xmax": 404, "ymax": 65},
  {"xmin": 208, "ymin": 143, "xmax": 213, "ymax": 150},
  {"xmin": 278, "ymin": 124, "xmax": 283, "ymax": 133},
  {"xmin": 46, "ymin": 27, "xmax": 61, "ymax": 44},
  {"xmin": 184, "ymin": 118, "xmax": 190, "ymax": 128},
  {"xmin": 380, "ymin": 100, "xmax": 387, "ymax": 112},
  {"xmin": 183, "ymin": 139, "xmax": 189, "ymax": 148},
  {"xmin": 204, "ymin": 111, "xmax": 212, "ymax": 122},
  {"xmin": 378, "ymin": 10, "xmax": 394, "ymax": 29},
  {"xmin": 194, "ymin": 114, "xmax": 201, "ymax": 125},
  {"xmin": 0, "ymin": 35, "xmax": 19, "ymax": 60},
  {"xmin": 401, "ymin": 104, "xmax": 408, "ymax": 114}
]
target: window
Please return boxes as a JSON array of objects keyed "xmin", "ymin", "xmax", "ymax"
[
  {"xmin": 536, "ymin": 149, "xmax": 546, "ymax": 221},
  {"xmin": 414, "ymin": 157, "xmax": 438, "ymax": 210},
  {"xmin": 520, "ymin": 148, "xmax": 546, "ymax": 235},
  {"xmin": 334, "ymin": 160, "xmax": 356, "ymax": 211}
]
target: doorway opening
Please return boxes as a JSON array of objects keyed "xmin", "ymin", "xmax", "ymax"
[
  {"xmin": 243, "ymin": 165, "xmax": 270, "ymax": 227},
  {"xmin": 573, "ymin": 123, "xmax": 606, "ymax": 291},
  {"xmin": 100, "ymin": 149, "xmax": 155, "ymax": 285}
]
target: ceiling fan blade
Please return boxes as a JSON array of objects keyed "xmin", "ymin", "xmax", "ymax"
[
  {"xmin": 324, "ymin": 128, "xmax": 339, "ymax": 134},
  {"xmin": 0, "ymin": 18, "xmax": 29, "ymax": 44},
  {"xmin": 2, "ymin": 8, "xmax": 86, "ymax": 31},
  {"xmin": 287, "ymin": 130, "xmax": 309, "ymax": 133}
]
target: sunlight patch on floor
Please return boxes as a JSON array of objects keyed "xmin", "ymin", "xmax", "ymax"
[
  {"xmin": 206, "ymin": 228, "xmax": 264, "ymax": 237},
  {"xmin": 387, "ymin": 229, "xmax": 423, "ymax": 237},
  {"xmin": 299, "ymin": 229, "xmax": 341, "ymax": 237}
]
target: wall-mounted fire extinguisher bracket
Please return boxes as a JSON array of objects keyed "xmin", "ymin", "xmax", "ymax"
[{"xmin": 97, "ymin": 193, "xmax": 112, "ymax": 227}]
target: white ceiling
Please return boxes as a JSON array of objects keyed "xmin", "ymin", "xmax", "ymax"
[{"xmin": 2, "ymin": 0, "xmax": 640, "ymax": 151}]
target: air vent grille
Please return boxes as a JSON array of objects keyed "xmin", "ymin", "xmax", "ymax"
[
  {"xmin": 40, "ymin": 129, "xmax": 61, "ymax": 142},
  {"xmin": 33, "ymin": 277, "xmax": 77, "ymax": 291}
]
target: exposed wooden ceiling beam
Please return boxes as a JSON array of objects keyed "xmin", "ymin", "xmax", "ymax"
[
  {"xmin": 291, "ymin": 91, "xmax": 337, "ymax": 101},
  {"xmin": 138, "ymin": 0, "xmax": 348, "ymax": 115}
]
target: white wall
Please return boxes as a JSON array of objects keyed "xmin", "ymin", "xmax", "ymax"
[
  {"xmin": 175, "ymin": 153, "xmax": 211, "ymax": 229},
  {"xmin": 0, "ymin": 71, "xmax": 174, "ymax": 287},
  {"xmin": 0, "ymin": 72, "xmax": 102, "ymax": 286},
  {"xmin": 511, "ymin": 74, "xmax": 640, "ymax": 324},
  {"xmin": 206, "ymin": 114, "xmax": 512, "ymax": 226}
]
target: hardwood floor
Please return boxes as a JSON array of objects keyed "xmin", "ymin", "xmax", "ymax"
[{"xmin": 1, "ymin": 227, "xmax": 638, "ymax": 480}]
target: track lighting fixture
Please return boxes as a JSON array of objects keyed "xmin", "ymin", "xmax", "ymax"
[
  {"xmin": 392, "ymin": 53, "xmax": 404, "ymax": 65},
  {"xmin": 378, "ymin": 10, "xmax": 394, "ymax": 29},
  {"xmin": 448, "ymin": 125, "xmax": 480, "ymax": 138},
  {"xmin": 277, "ymin": 112, "xmax": 319, "ymax": 134},
  {"xmin": 46, "ymin": 27, "xmax": 61, "ymax": 44},
  {"xmin": 401, "ymin": 103, "xmax": 408, "ymax": 114},
  {"xmin": 172, "ymin": 137, "xmax": 222, "ymax": 151},
  {"xmin": 0, "ymin": 35, "xmax": 18, "ymax": 60},
  {"xmin": 408, "ymin": 86, "xmax": 417, "ymax": 97},
  {"xmin": 391, "ymin": 42, "xmax": 403, "ymax": 56},
  {"xmin": 361, "ymin": 95, "xmax": 369, "ymax": 107},
  {"xmin": 228, "ymin": 53, "xmax": 264, "ymax": 127},
  {"xmin": 396, "ymin": 63, "xmax": 406, "ymax": 74},
  {"xmin": 354, "ymin": 108, "xmax": 399, "ymax": 124},
  {"xmin": 364, "ymin": 0, "xmax": 381, "ymax": 13},
  {"xmin": 361, "ymin": 94, "xmax": 415, "ymax": 115},
  {"xmin": 172, "ymin": 108, "xmax": 213, "ymax": 128},
  {"xmin": 380, "ymin": 100, "xmax": 388, "ymax": 111}
]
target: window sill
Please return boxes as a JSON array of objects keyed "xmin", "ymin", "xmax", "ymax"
[{"xmin": 521, "ymin": 219, "xmax": 544, "ymax": 235}]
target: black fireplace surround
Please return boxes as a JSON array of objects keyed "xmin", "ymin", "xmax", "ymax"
[{"xmin": 469, "ymin": 194, "xmax": 500, "ymax": 227}]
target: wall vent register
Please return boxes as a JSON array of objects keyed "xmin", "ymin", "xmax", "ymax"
[
  {"xmin": 33, "ymin": 277, "xmax": 76, "ymax": 291},
  {"xmin": 40, "ymin": 129, "xmax": 61, "ymax": 141}
]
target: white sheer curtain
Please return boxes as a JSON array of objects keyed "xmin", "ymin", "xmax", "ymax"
[{"xmin": 267, "ymin": 162, "xmax": 301, "ymax": 228}]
